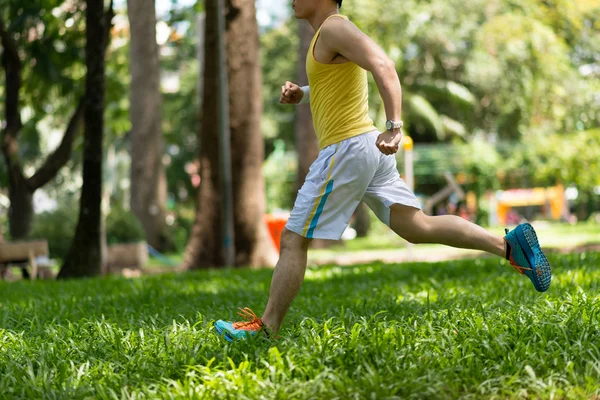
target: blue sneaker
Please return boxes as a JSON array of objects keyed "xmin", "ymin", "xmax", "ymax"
[
  {"xmin": 504, "ymin": 223, "xmax": 551, "ymax": 292},
  {"xmin": 214, "ymin": 308, "xmax": 266, "ymax": 342}
]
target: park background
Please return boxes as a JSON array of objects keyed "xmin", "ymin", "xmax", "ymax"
[{"xmin": 0, "ymin": 0, "xmax": 600, "ymax": 397}]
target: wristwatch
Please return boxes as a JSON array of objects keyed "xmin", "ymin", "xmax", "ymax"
[{"xmin": 386, "ymin": 120, "xmax": 404, "ymax": 131}]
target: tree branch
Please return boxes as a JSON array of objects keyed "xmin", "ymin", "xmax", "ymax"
[
  {"xmin": 28, "ymin": 100, "xmax": 85, "ymax": 190},
  {"xmin": 28, "ymin": 1, "xmax": 115, "ymax": 190}
]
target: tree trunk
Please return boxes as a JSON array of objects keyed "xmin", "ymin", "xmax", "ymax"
[
  {"xmin": 183, "ymin": 0, "xmax": 277, "ymax": 269},
  {"xmin": 6, "ymin": 172, "xmax": 33, "ymax": 278},
  {"xmin": 58, "ymin": 0, "xmax": 106, "ymax": 279},
  {"xmin": 354, "ymin": 201, "xmax": 371, "ymax": 237},
  {"xmin": 294, "ymin": 20, "xmax": 319, "ymax": 193},
  {"xmin": 183, "ymin": 0, "xmax": 224, "ymax": 269},
  {"xmin": 0, "ymin": 18, "xmax": 29, "ymax": 240},
  {"xmin": 127, "ymin": 0, "xmax": 168, "ymax": 251},
  {"xmin": 227, "ymin": 0, "xmax": 277, "ymax": 267},
  {"xmin": 7, "ymin": 182, "xmax": 33, "ymax": 240}
]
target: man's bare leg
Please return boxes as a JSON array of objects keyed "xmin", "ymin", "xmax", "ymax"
[
  {"xmin": 390, "ymin": 204, "xmax": 505, "ymax": 257},
  {"xmin": 261, "ymin": 228, "xmax": 312, "ymax": 332}
]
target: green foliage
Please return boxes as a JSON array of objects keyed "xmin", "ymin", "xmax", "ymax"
[
  {"xmin": 0, "ymin": 208, "xmax": 9, "ymax": 239},
  {"xmin": 0, "ymin": 1, "xmax": 131, "ymax": 211},
  {"xmin": 406, "ymin": 128, "xmax": 600, "ymax": 189},
  {"xmin": 0, "ymin": 0, "xmax": 86, "ymax": 165},
  {"xmin": 462, "ymin": 138, "xmax": 502, "ymax": 188},
  {"xmin": 159, "ymin": 3, "xmax": 202, "ymax": 204},
  {"xmin": 28, "ymin": 205, "xmax": 78, "ymax": 260},
  {"xmin": 505, "ymin": 129, "xmax": 600, "ymax": 192},
  {"xmin": 405, "ymin": 94, "xmax": 446, "ymax": 140},
  {"xmin": 260, "ymin": 20, "xmax": 298, "ymax": 155},
  {"xmin": 163, "ymin": 63, "xmax": 199, "ymax": 203},
  {"xmin": 106, "ymin": 207, "xmax": 146, "ymax": 244},
  {"xmin": 262, "ymin": 140, "xmax": 296, "ymax": 212},
  {"xmin": 165, "ymin": 208, "xmax": 195, "ymax": 254},
  {"xmin": 467, "ymin": 14, "xmax": 575, "ymax": 137},
  {"xmin": 1, "ymin": 253, "xmax": 600, "ymax": 397},
  {"xmin": 104, "ymin": 32, "xmax": 132, "ymax": 141}
]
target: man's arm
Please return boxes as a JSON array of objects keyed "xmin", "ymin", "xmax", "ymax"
[{"xmin": 320, "ymin": 18, "xmax": 402, "ymax": 154}]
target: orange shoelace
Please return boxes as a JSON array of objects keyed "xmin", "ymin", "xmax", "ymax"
[
  {"xmin": 232, "ymin": 307, "xmax": 264, "ymax": 331},
  {"xmin": 508, "ymin": 255, "xmax": 532, "ymax": 275},
  {"xmin": 504, "ymin": 236, "xmax": 532, "ymax": 275}
]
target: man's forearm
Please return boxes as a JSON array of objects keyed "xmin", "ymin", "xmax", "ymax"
[{"xmin": 373, "ymin": 66, "xmax": 402, "ymax": 123}]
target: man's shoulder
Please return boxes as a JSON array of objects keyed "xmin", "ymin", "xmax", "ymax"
[
  {"xmin": 320, "ymin": 16, "xmax": 355, "ymax": 42},
  {"xmin": 322, "ymin": 15, "xmax": 352, "ymax": 30}
]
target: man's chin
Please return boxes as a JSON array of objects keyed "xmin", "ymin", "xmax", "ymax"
[{"xmin": 293, "ymin": 10, "xmax": 306, "ymax": 19}]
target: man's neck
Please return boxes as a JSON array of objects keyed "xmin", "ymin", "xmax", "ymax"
[{"xmin": 307, "ymin": 7, "xmax": 340, "ymax": 32}]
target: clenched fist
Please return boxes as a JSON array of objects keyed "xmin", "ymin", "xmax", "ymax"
[
  {"xmin": 376, "ymin": 130, "xmax": 402, "ymax": 155},
  {"xmin": 279, "ymin": 81, "xmax": 304, "ymax": 105}
]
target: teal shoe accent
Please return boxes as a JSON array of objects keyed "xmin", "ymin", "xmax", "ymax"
[
  {"xmin": 504, "ymin": 223, "xmax": 552, "ymax": 292},
  {"xmin": 214, "ymin": 319, "xmax": 261, "ymax": 342},
  {"xmin": 214, "ymin": 308, "xmax": 265, "ymax": 342}
]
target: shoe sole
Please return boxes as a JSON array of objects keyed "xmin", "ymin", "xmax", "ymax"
[{"xmin": 515, "ymin": 223, "xmax": 551, "ymax": 292}]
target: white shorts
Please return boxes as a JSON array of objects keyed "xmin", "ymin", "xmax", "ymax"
[{"xmin": 286, "ymin": 130, "xmax": 421, "ymax": 240}]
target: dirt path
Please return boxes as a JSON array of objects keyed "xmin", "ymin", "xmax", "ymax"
[{"xmin": 307, "ymin": 243, "xmax": 600, "ymax": 267}]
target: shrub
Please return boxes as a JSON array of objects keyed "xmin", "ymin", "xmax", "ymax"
[
  {"xmin": 263, "ymin": 140, "xmax": 297, "ymax": 213},
  {"xmin": 106, "ymin": 207, "xmax": 146, "ymax": 244},
  {"xmin": 29, "ymin": 207, "xmax": 78, "ymax": 260}
]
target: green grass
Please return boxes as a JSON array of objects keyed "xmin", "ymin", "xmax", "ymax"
[
  {"xmin": 1, "ymin": 253, "xmax": 600, "ymax": 398},
  {"xmin": 146, "ymin": 253, "xmax": 183, "ymax": 269}
]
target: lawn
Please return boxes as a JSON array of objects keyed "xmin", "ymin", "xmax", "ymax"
[{"xmin": 1, "ymin": 252, "xmax": 600, "ymax": 398}]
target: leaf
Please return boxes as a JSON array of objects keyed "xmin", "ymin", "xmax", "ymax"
[
  {"xmin": 406, "ymin": 94, "xmax": 446, "ymax": 140},
  {"xmin": 440, "ymin": 115, "xmax": 467, "ymax": 138},
  {"xmin": 415, "ymin": 80, "xmax": 477, "ymax": 113}
]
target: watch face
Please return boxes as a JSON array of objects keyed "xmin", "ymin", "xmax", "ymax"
[{"xmin": 386, "ymin": 121, "xmax": 392, "ymax": 130}]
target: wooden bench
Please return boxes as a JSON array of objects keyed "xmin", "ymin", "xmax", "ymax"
[
  {"xmin": 106, "ymin": 242, "xmax": 148, "ymax": 273},
  {"xmin": 0, "ymin": 240, "xmax": 50, "ymax": 280}
]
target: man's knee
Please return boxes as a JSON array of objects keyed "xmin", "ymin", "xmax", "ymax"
[
  {"xmin": 390, "ymin": 206, "xmax": 431, "ymax": 244},
  {"xmin": 280, "ymin": 228, "xmax": 312, "ymax": 252}
]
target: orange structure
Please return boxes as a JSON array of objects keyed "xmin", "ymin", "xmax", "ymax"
[
  {"xmin": 265, "ymin": 214, "xmax": 289, "ymax": 252},
  {"xmin": 495, "ymin": 185, "xmax": 566, "ymax": 225}
]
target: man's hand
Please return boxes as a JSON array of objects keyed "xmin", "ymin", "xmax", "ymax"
[
  {"xmin": 376, "ymin": 130, "xmax": 402, "ymax": 155},
  {"xmin": 279, "ymin": 81, "xmax": 303, "ymax": 104}
]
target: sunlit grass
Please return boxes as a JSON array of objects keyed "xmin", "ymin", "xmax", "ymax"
[{"xmin": 1, "ymin": 252, "xmax": 599, "ymax": 398}]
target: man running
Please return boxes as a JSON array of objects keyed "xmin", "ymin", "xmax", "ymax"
[{"xmin": 214, "ymin": 0, "xmax": 551, "ymax": 341}]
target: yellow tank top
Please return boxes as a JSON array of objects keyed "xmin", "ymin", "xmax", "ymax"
[{"xmin": 307, "ymin": 14, "xmax": 376, "ymax": 149}]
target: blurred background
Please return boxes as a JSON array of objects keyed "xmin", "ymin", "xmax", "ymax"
[{"xmin": 0, "ymin": 0, "xmax": 599, "ymax": 278}]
